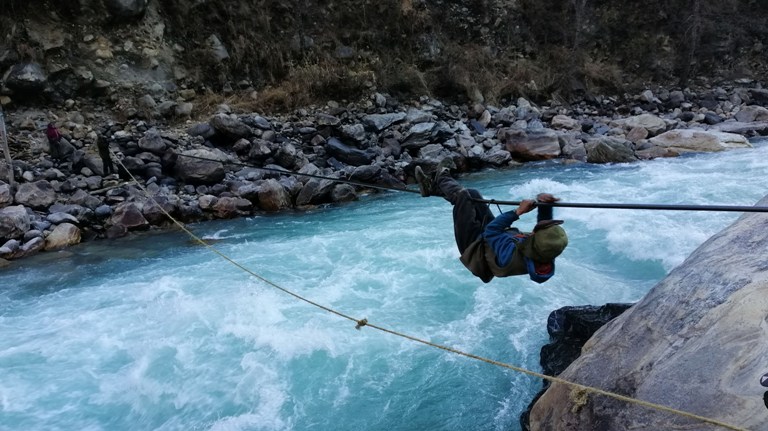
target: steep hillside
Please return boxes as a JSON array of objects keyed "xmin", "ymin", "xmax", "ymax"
[{"xmin": 1, "ymin": 0, "xmax": 767, "ymax": 114}]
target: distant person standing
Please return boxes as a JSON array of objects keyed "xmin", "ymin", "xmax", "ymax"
[
  {"xmin": 46, "ymin": 122, "xmax": 62, "ymax": 159},
  {"xmin": 45, "ymin": 122, "xmax": 75, "ymax": 162},
  {"xmin": 97, "ymin": 131, "xmax": 115, "ymax": 176}
]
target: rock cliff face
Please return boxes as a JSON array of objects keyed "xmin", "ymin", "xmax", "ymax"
[
  {"xmin": 1, "ymin": 0, "xmax": 767, "ymax": 110},
  {"xmin": 529, "ymin": 195, "xmax": 768, "ymax": 430}
]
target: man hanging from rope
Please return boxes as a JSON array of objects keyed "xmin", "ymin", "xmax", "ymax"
[{"xmin": 415, "ymin": 160, "xmax": 568, "ymax": 283}]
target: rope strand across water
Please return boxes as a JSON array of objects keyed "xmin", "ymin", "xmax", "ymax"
[
  {"xmin": 177, "ymin": 153, "xmax": 767, "ymax": 213},
  {"xmin": 105, "ymin": 152, "xmax": 749, "ymax": 431},
  {"xmin": 474, "ymin": 198, "xmax": 768, "ymax": 213}
]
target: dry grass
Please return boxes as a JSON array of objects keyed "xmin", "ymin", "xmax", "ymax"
[
  {"xmin": 250, "ymin": 63, "xmax": 375, "ymax": 112},
  {"xmin": 582, "ymin": 58, "xmax": 624, "ymax": 94},
  {"xmin": 185, "ymin": 61, "xmax": 378, "ymax": 115}
]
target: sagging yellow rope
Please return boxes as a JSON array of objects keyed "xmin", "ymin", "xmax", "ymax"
[{"xmin": 108, "ymin": 153, "xmax": 748, "ymax": 431}]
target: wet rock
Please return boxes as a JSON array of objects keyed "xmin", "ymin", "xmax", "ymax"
[
  {"xmin": 211, "ymin": 196, "xmax": 251, "ymax": 218},
  {"xmin": 257, "ymin": 179, "xmax": 291, "ymax": 211},
  {"xmin": 19, "ymin": 236, "xmax": 45, "ymax": 258},
  {"xmin": 94, "ymin": 205, "xmax": 113, "ymax": 218},
  {"xmin": 109, "ymin": 202, "xmax": 149, "ymax": 231},
  {"xmin": 529, "ymin": 196, "xmax": 768, "ymax": 430},
  {"xmin": 142, "ymin": 195, "xmax": 179, "ymax": 225},
  {"xmin": 296, "ymin": 177, "xmax": 336, "ymax": 206},
  {"xmin": 331, "ymin": 184, "xmax": 357, "ymax": 202},
  {"xmin": 585, "ymin": 137, "xmax": 637, "ymax": 163},
  {"xmin": 44, "ymin": 222, "xmax": 81, "ymax": 251},
  {"xmin": 520, "ymin": 303, "xmax": 633, "ymax": 429},
  {"xmin": 0, "ymin": 239, "xmax": 20, "ymax": 259}
]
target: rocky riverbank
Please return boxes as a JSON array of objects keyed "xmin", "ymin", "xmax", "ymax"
[{"xmin": 1, "ymin": 82, "xmax": 768, "ymax": 266}]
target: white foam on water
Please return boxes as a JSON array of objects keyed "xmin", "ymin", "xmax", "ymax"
[{"xmin": 1, "ymin": 141, "xmax": 767, "ymax": 430}]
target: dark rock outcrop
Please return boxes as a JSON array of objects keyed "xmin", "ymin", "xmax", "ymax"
[{"xmin": 520, "ymin": 303, "xmax": 633, "ymax": 430}]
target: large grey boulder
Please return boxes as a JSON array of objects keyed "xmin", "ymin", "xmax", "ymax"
[
  {"xmin": 211, "ymin": 197, "xmax": 251, "ymax": 219},
  {"xmin": 257, "ymin": 179, "xmax": 291, "ymax": 212},
  {"xmin": 585, "ymin": 137, "xmax": 637, "ymax": 163},
  {"xmin": 174, "ymin": 149, "xmax": 226, "ymax": 185},
  {"xmin": 210, "ymin": 114, "xmax": 252, "ymax": 142},
  {"xmin": 614, "ymin": 113, "xmax": 668, "ymax": 136},
  {"xmin": 649, "ymin": 129, "xmax": 751, "ymax": 153},
  {"xmin": 109, "ymin": 202, "xmax": 149, "ymax": 231},
  {"xmin": 142, "ymin": 195, "xmax": 179, "ymax": 225},
  {"xmin": 0, "ymin": 205, "xmax": 30, "ymax": 240},
  {"xmin": 331, "ymin": 184, "xmax": 357, "ymax": 202},
  {"xmin": 401, "ymin": 122, "xmax": 436, "ymax": 150},
  {"xmin": 138, "ymin": 129, "xmax": 168, "ymax": 154},
  {"xmin": 734, "ymin": 105, "xmax": 768, "ymax": 122},
  {"xmin": 711, "ymin": 121, "xmax": 768, "ymax": 135},
  {"xmin": 296, "ymin": 177, "xmax": 336, "ymax": 206},
  {"xmin": 325, "ymin": 138, "xmax": 376, "ymax": 166},
  {"xmin": 14, "ymin": 180, "xmax": 57, "ymax": 210},
  {"xmin": 500, "ymin": 128, "xmax": 560, "ymax": 161},
  {"xmin": 5, "ymin": 62, "xmax": 47, "ymax": 95},
  {"xmin": 530, "ymin": 195, "xmax": 768, "ymax": 431},
  {"xmin": 44, "ymin": 222, "xmax": 81, "ymax": 251}
]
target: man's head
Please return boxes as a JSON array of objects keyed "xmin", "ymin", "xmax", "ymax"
[{"xmin": 521, "ymin": 220, "xmax": 568, "ymax": 262}]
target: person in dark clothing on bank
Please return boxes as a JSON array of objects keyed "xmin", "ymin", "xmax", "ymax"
[
  {"xmin": 46, "ymin": 122, "xmax": 62, "ymax": 159},
  {"xmin": 415, "ymin": 160, "xmax": 568, "ymax": 283},
  {"xmin": 97, "ymin": 132, "xmax": 115, "ymax": 176},
  {"xmin": 46, "ymin": 122, "xmax": 75, "ymax": 163}
]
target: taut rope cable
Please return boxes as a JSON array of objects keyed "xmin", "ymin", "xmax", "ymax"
[
  {"xmin": 107, "ymin": 152, "xmax": 749, "ymax": 431},
  {"xmin": 178, "ymin": 153, "xmax": 766, "ymax": 213},
  {"xmin": 474, "ymin": 198, "xmax": 768, "ymax": 213},
  {"xmin": 178, "ymin": 153, "xmax": 421, "ymax": 195}
]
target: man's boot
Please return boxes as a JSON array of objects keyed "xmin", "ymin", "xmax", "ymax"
[{"xmin": 415, "ymin": 166, "xmax": 432, "ymax": 197}]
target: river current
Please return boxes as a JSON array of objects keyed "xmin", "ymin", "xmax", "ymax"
[{"xmin": 1, "ymin": 139, "xmax": 766, "ymax": 431}]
